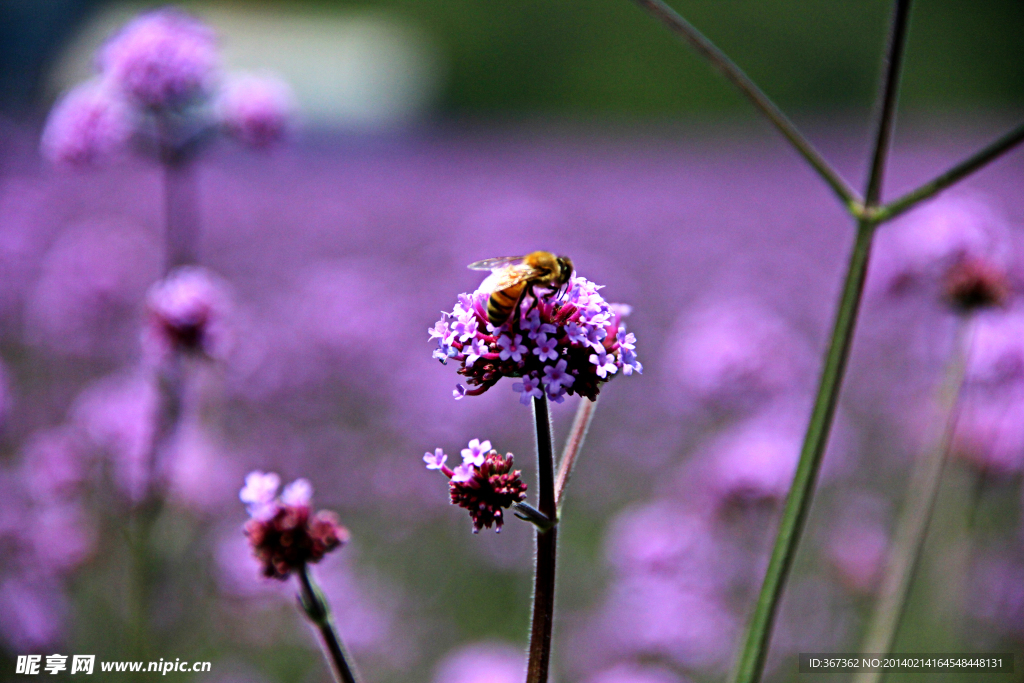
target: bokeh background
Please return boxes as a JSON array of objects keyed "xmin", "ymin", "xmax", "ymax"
[{"xmin": 1, "ymin": 1, "xmax": 1023, "ymax": 682}]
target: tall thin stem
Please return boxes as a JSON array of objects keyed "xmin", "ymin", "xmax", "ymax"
[
  {"xmin": 853, "ymin": 321, "xmax": 971, "ymax": 683},
  {"xmin": 526, "ymin": 396, "xmax": 558, "ymax": 683},
  {"xmin": 297, "ymin": 565, "xmax": 361, "ymax": 683},
  {"xmin": 864, "ymin": 0, "xmax": 913, "ymax": 207},
  {"xmin": 731, "ymin": 220, "xmax": 876, "ymax": 683},
  {"xmin": 875, "ymin": 122, "xmax": 1024, "ymax": 223},
  {"xmin": 732, "ymin": 4, "xmax": 912, "ymax": 681},
  {"xmin": 625, "ymin": 0, "xmax": 861, "ymax": 212},
  {"xmin": 555, "ymin": 396, "xmax": 598, "ymax": 510},
  {"xmin": 162, "ymin": 151, "xmax": 201, "ymax": 272}
]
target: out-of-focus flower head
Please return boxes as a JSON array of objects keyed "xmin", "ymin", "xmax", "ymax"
[
  {"xmin": 589, "ymin": 572, "xmax": 738, "ymax": 671},
  {"xmin": 145, "ymin": 266, "xmax": 230, "ymax": 360},
  {"xmin": 666, "ymin": 298, "xmax": 806, "ymax": 414},
  {"xmin": 424, "ymin": 441, "xmax": 527, "ymax": 532},
  {"xmin": 825, "ymin": 511, "xmax": 889, "ymax": 596},
  {"xmin": 99, "ymin": 8, "xmax": 220, "ymax": 110},
  {"xmin": 952, "ymin": 310, "xmax": 1024, "ymax": 475},
  {"xmin": 585, "ymin": 664, "xmax": 687, "ymax": 683},
  {"xmin": 71, "ymin": 372, "xmax": 157, "ymax": 503},
  {"xmin": 24, "ymin": 220, "xmax": 161, "ymax": 360},
  {"xmin": 701, "ymin": 414, "xmax": 804, "ymax": 510},
  {"xmin": 217, "ymin": 73, "xmax": 295, "ymax": 148},
  {"xmin": 432, "ymin": 641, "xmax": 524, "ymax": 683},
  {"xmin": 240, "ymin": 472, "xmax": 349, "ymax": 579},
  {"xmin": 0, "ymin": 576, "xmax": 68, "ymax": 650},
  {"xmin": 968, "ymin": 551, "xmax": 1024, "ymax": 641},
  {"xmin": 871, "ymin": 194, "xmax": 1012, "ymax": 303},
  {"xmin": 40, "ymin": 80, "xmax": 133, "ymax": 167},
  {"xmin": 430, "ymin": 274, "xmax": 640, "ymax": 404}
]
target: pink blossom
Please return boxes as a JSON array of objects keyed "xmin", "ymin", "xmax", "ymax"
[
  {"xmin": 40, "ymin": 80, "xmax": 132, "ymax": 167},
  {"xmin": 218, "ymin": 73, "xmax": 295, "ymax": 148},
  {"xmin": 100, "ymin": 8, "xmax": 219, "ymax": 109}
]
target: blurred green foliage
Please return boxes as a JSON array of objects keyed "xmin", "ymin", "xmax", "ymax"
[{"xmin": 222, "ymin": 0, "xmax": 1023, "ymax": 115}]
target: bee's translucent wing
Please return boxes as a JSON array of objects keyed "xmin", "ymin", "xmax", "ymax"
[
  {"xmin": 478, "ymin": 263, "xmax": 540, "ymax": 293},
  {"xmin": 468, "ymin": 255, "xmax": 527, "ymax": 271}
]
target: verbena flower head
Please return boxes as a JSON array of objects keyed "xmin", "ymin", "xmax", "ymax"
[
  {"xmin": 871, "ymin": 194, "xmax": 1012, "ymax": 302},
  {"xmin": 99, "ymin": 8, "xmax": 219, "ymax": 110},
  {"xmin": 667, "ymin": 298, "xmax": 806, "ymax": 413},
  {"xmin": 430, "ymin": 273, "xmax": 640, "ymax": 403},
  {"xmin": 40, "ymin": 80, "xmax": 132, "ymax": 167},
  {"xmin": 424, "ymin": 441, "xmax": 527, "ymax": 532},
  {"xmin": 240, "ymin": 471, "xmax": 349, "ymax": 580},
  {"xmin": 145, "ymin": 266, "xmax": 229, "ymax": 359},
  {"xmin": 217, "ymin": 73, "xmax": 295, "ymax": 148}
]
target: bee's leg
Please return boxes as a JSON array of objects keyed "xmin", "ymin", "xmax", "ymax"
[{"xmin": 521, "ymin": 285, "xmax": 540, "ymax": 317}]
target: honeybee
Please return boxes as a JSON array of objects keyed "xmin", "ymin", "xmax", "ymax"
[{"xmin": 469, "ymin": 251, "xmax": 574, "ymax": 326}]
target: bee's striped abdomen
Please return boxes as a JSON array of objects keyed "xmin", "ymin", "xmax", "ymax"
[{"xmin": 487, "ymin": 282, "xmax": 527, "ymax": 326}]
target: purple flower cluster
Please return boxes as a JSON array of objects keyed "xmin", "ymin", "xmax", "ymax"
[
  {"xmin": 424, "ymin": 440, "xmax": 527, "ymax": 532},
  {"xmin": 430, "ymin": 275, "xmax": 640, "ymax": 404},
  {"xmin": 217, "ymin": 74, "xmax": 295, "ymax": 148},
  {"xmin": 40, "ymin": 81, "xmax": 133, "ymax": 167},
  {"xmin": 41, "ymin": 8, "xmax": 293, "ymax": 167},
  {"xmin": 99, "ymin": 8, "xmax": 219, "ymax": 110}
]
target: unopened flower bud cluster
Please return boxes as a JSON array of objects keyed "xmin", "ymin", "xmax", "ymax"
[
  {"xmin": 240, "ymin": 471, "xmax": 349, "ymax": 579},
  {"xmin": 424, "ymin": 439, "xmax": 527, "ymax": 532}
]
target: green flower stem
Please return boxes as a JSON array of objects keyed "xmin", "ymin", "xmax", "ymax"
[
  {"xmin": 853, "ymin": 321, "xmax": 971, "ymax": 683},
  {"xmin": 625, "ymin": 0, "xmax": 861, "ymax": 212},
  {"xmin": 526, "ymin": 396, "xmax": 558, "ymax": 683},
  {"xmin": 874, "ymin": 122, "xmax": 1024, "ymax": 224},
  {"xmin": 298, "ymin": 565, "xmax": 362, "ymax": 683},
  {"xmin": 555, "ymin": 396, "xmax": 598, "ymax": 511},
  {"xmin": 732, "ymin": 3, "xmax": 911, "ymax": 681},
  {"xmin": 863, "ymin": 0, "xmax": 913, "ymax": 207},
  {"xmin": 731, "ymin": 219, "xmax": 876, "ymax": 683}
]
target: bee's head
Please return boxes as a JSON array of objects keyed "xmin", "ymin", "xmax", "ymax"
[{"xmin": 555, "ymin": 255, "xmax": 574, "ymax": 285}]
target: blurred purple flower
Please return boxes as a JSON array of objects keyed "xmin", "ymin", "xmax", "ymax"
[
  {"xmin": 701, "ymin": 414, "xmax": 804, "ymax": 508},
  {"xmin": 432, "ymin": 642, "xmax": 524, "ymax": 683},
  {"xmin": 40, "ymin": 80, "xmax": 132, "ymax": 167},
  {"xmin": 71, "ymin": 372, "xmax": 157, "ymax": 502},
  {"xmin": 952, "ymin": 310, "xmax": 1024, "ymax": 475},
  {"xmin": 23, "ymin": 220, "xmax": 161, "ymax": 359},
  {"xmin": 870, "ymin": 193, "xmax": 1012, "ymax": 301},
  {"xmin": 0, "ymin": 576, "xmax": 68, "ymax": 650},
  {"xmin": 218, "ymin": 74, "xmax": 295, "ymax": 148},
  {"xmin": 604, "ymin": 502, "xmax": 725, "ymax": 589},
  {"xmin": 825, "ymin": 515, "xmax": 888, "ymax": 596},
  {"xmin": 99, "ymin": 8, "xmax": 220, "ymax": 110},
  {"xmin": 431, "ymin": 275, "xmax": 639, "ymax": 403},
  {"xmin": 585, "ymin": 664, "xmax": 687, "ymax": 683},
  {"xmin": 145, "ymin": 266, "xmax": 231, "ymax": 361},
  {"xmin": 24, "ymin": 502, "xmax": 96, "ymax": 576},
  {"xmin": 666, "ymin": 298, "xmax": 806, "ymax": 413},
  {"xmin": 969, "ymin": 551, "xmax": 1024, "ymax": 640},
  {"xmin": 19, "ymin": 427, "xmax": 88, "ymax": 505},
  {"xmin": 591, "ymin": 573, "xmax": 738, "ymax": 671}
]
